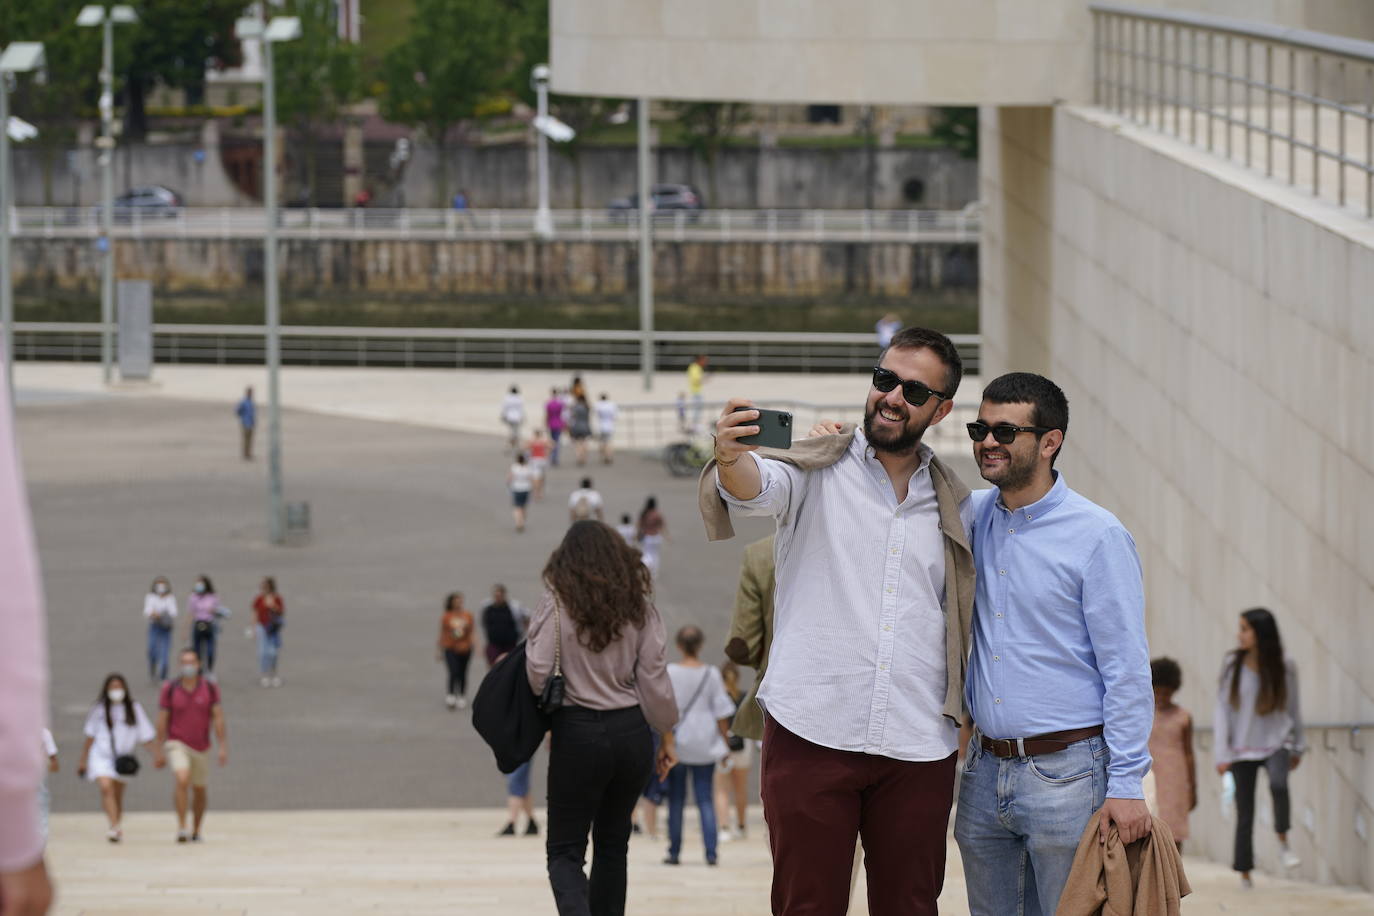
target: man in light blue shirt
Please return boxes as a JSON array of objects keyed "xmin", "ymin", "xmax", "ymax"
[{"xmin": 954, "ymin": 372, "xmax": 1153, "ymax": 916}]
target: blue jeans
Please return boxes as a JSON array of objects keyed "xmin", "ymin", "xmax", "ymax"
[
  {"xmin": 666, "ymin": 762, "xmax": 718, "ymax": 862},
  {"xmin": 147, "ymin": 623, "xmax": 172, "ymax": 681},
  {"xmin": 256, "ymin": 624, "xmax": 282, "ymax": 676},
  {"xmin": 955, "ymin": 733, "xmax": 1109, "ymax": 916},
  {"xmin": 192, "ymin": 623, "xmax": 218, "ymax": 672},
  {"xmin": 507, "ymin": 759, "xmax": 533, "ymax": 798}
]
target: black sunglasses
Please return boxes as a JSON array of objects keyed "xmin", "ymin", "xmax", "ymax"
[
  {"xmin": 966, "ymin": 421, "xmax": 1056, "ymax": 445},
  {"xmin": 871, "ymin": 367, "xmax": 948, "ymax": 407}
]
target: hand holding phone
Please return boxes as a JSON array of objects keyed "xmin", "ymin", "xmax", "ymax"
[{"xmin": 735, "ymin": 408, "xmax": 793, "ymax": 449}]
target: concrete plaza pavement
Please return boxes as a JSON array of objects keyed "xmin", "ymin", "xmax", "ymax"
[{"xmin": 44, "ymin": 807, "xmax": 1374, "ymax": 915}]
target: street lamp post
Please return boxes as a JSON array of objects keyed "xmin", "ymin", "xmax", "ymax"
[
  {"xmin": 0, "ymin": 42, "xmax": 46, "ymax": 401},
  {"xmin": 637, "ymin": 97, "xmax": 654, "ymax": 390},
  {"xmin": 77, "ymin": 5, "xmax": 138, "ymax": 386},
  {"xmin": 236, "ymin": 14, "xmax": 301, "ymax": 544},
  {"xmin": 532, "ymin": 65, "xmax": 553, "ymax": 239}
]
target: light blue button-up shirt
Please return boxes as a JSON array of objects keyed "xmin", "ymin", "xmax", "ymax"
[{"xmin": 965, "ymin": 473, "xmax": 1152, "ymax": 799}]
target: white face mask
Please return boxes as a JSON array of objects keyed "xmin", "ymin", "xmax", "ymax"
[
  {"xmin": 154, "ymin": 583, "xmax": 168, "ymax": 595},
  {"xmin": 107, "ymin": 689, "xmax": 126, "ymax": 703},
  {"xmin": 180, "ymin": 664, "xmax": 200, "ymax": 679}
]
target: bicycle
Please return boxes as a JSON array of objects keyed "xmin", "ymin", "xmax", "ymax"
[{"xmin": 662, "ymin": 436, "xmax": 713, "ymax": 477}]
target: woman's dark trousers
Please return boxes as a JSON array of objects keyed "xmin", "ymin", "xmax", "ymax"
[{"xmin": 1231, "ymin": 749, "xmax": 1291, "ymax": 872}]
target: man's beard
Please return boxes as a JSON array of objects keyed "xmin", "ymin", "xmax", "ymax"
[
  {"xmin": 979, "ymin": 447, "xmax": 1038, "ymax": 490},
  {"xmin": 863, "ymin": 402, "xmax": 929, "ymax": 455}
]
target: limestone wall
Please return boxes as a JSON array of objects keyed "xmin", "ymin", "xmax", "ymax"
[{"xmin": 980, "ymin": 103, "xmax": 1374, "ymax": 889}]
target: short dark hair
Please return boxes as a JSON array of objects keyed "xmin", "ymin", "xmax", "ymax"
[
  {"xmin": 580, "ymin": 477, "xmax": 593, "ymax": 489},
  {"xmin": 676, "ymin": 625, "xmax": 704, "ymax": 656},
  {"xmin": 883, "ymin": 327, "xmax": 963, "ymax": 397},
  {"xmin": 981, "ymin": 372, "xmax": 1070, "ymax": 464},
  {"xmin": 1151, "ymin": 657, "xmax": 1182, "ymax": 690}
]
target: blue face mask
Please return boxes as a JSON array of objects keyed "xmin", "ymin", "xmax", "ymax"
[{"xmin": 194, "ymin": 583, "xmax": 206, "ymax": 594}]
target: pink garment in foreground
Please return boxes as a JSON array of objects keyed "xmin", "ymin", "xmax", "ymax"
[{"xmin": 0, "ymin": 364, "xmax": 49, "ymax": 871}]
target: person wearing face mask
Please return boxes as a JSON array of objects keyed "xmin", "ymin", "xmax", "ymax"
[
  {"xmin": 186, "ymin": 575, "xmax": 227, "ymax": 674},
  {"xmin": 76, "ymin": 675, "xmax": 164, "ymax": 843},
  {"xmin": 143, "ymin": 577, "xmax": 177, "ymax": 684},
  {"xmin": 157, "ymin": 649, "xmax": 228, "ymax": 843}
]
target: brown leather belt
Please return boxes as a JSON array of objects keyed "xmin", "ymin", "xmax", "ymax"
[{"xmin": 979, "ymin": 725, "xmax": 1104, "ymax": 759}]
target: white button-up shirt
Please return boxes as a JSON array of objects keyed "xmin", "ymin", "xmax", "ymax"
[{"xmin": 718, "ymin": 431, "xmax": 968, "ymax": 762}]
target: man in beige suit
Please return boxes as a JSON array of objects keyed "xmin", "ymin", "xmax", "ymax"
[{"xmin": 723, "ymin": 535, "xmax": 775, "ymax": 742}]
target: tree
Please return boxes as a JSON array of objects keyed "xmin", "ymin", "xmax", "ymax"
[
  {"xmin": 275, "ymin": 0, "xmax": 363, "ymax": 206},
  {"xmin": 932, "ymin": 107, "xmax": 978, "ymax": 159},
  {"xmin": 378, "ymin": 0, "xmax": 519, "ymax": 207},
  {"xmin": 664, "ymin": 101, "xmax": 751, "ymax": 207},
  {"xmin": 121, "ymin": 0, "xmax": 245, "ymax": 141},
  {"xmin": 0, "ymin": 0, "xmax": 99, "ymax": 203}
]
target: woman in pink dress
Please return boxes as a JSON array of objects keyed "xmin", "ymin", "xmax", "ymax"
[{"xmin": 1148, "ymin": 657, "xmax": 1196, "ymax": 852}]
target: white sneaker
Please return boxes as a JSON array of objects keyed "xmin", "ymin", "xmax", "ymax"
[
  {"xmin": 1240, "ymin": 874, "xmax": 1254, "ymax": 890},
  {"xmin": 1280, "ymin": 846, "xmax": 1301, "ymax": 869},
  {"xmin": 260, "ymin": 677, "xmax": 271, "ymax": 688},
  {"xmin": 270, "ymin": 677, "xmax": 282, "ymax": 688},
  {"xmin": 719, "ymin": 828, "xmax": 734, "ymax": 844},
  {"xmin": 456, "ymin": 696, "xmax": 468, "ymax": 709},
  {"xmin": 445, "ymin": 694, "xmax": 458, "ymax": 709}
]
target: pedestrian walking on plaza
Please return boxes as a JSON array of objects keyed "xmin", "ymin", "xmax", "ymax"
[
  {"xmin": 568, "ymin": 477, "xmax": 604, "ymax": 524},
  {"xmin": 499, "ymin": 758, "xmax": 539, "ymax": 836},
  {"xmin": 707, "ymin": 327, "xmax": 974, "ymax": 916},
  {"xmin": 1215, "ymin": 607, "xmax": 1305, "ymax": 886},
  {"xmin": 569, "ymin": 395, "xmax": 593, "ymax": 466},
  {"xmin": 874, "ymin": 312, "xmax": 902, "ymax": 349},
  {"xmin": 1149, "ymin": 657, "xmax": 1196, "ymax": 853},
  {"xmin": 509, "ymin": 453, "xmax": 536, "ymax": 533},
  {"xmin": 546, "ymin": 389, "xmax": 567, "ymax": 467},
  {"xmin": 437, "ymin": 592, "xmax": 475, "ymax": 710},
  {"xmin": 157, "ymin": 648, "xmax": 228, "ymax": 843},
  {"xmin": 685, "ymin": 355, "xmax": 709, "ymax": 431},
  {"xmin": 236, "ymin": 387, "xmax": 256, "ymax": 460},
  {"xmin": 615, "ymin": 513, "xmax": 637, "ymax": 546},
  {"xmin": 663, "ymin": 626, "xmax": 735, "ymax": 866},
  {"xmin": 595, "ymin": 393, "xmax": 618, "ymax": 465},
  {"xmin": 187, "ymin": 575, "xmax": 227, "ymax": 674},
  {"xmin": 526, "ymin": 520, "xmax": 679, "ymax": 916},
  {"xmin": 481, "ymin": 584, "xmax": 527, "ymax": 666},
  {"xmin": 570, "ymin": 375, "xmax": 587, "ymax": 402},
  {"xmin": 635, "ymin": 497, "xmax": 667, "ymax": 578},
  {"xmin": 713, "ymin": 661, "xmax": 753, "ymax": 842},
  {"xmin": 954, "ymin": 372, "xmax": 1153, "ymax": 915},
  {"xmin": 77, "ymin": 674, "xmax": 165, "ymax": 843},
  {"xmin": 528, "ymin": 429, "xmax": 550, "ymax": 499},
  {"xmin": 501, "ymin": 386, "xmax": 526, "ymax": 452},
  {"xmin": 252, "ymin": 577, "xmax": 285, "ymax": 688},
  {"xmin": 143, "ymin": 576, "xmax": 178, "ymax": 684},
  {"xmin": 0, "ymin": 359, "xmax": 56, "ymax": 915}
]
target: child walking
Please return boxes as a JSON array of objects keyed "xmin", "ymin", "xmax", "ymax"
[{"xmin": 1148, "ymin": 657, "xmax": 1196, "ymax": 852}]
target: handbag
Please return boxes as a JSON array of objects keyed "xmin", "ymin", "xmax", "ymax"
[
  {"xmin": 537, "ymin": 604, "xmax": 566, "ymax": 714},
  {"xmin": 471, "ymin": 642, "xmax": 549, "ymax": 774},
  {"xmin": 109, "ymin": 726, "xmax": 140, "ymax": 776}
]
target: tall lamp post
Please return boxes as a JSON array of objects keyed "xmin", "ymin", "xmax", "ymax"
[
  {"xmin": 77, "ymin": 4, "xmax": 138, "ymax": 386},
  {"xmin": 0, "ymin": 41, "xmax": 46, "ymax": 401},
  {"xmin": 236, "ymin": 13, "xmax": 301, "ymax": 544},
  {"xmin": 531, "ymin": 65, "xmax": 553, "ymax": 238}
]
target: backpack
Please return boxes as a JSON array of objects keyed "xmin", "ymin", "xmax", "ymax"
[
  {"xmin": 571, "ymin": 491, "xmax": 594, "ymax": 521},
  {"xmin": 485, "ymin": 602, "xmax": 519, "ymax": 647}
]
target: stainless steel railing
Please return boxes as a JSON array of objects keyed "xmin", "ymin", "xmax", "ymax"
[
  {"xmin": 1090, "ymin": 3, "xmax": 1374, "ymax": 216},
  {"xmin": 10, "ymin": 206, "xmax": 982, "ymax": 243},
  {"xmin": 11, "ymin": 323, "xmax": 982, "ymax": 376}
]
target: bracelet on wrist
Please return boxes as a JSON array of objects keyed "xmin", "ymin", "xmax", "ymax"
[{"xmin": 714, "ymin": 452, "xmax": 741, "ymax": 468}]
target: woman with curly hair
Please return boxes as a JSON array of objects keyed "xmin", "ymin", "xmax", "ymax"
[{"xmin": 527, "ymin": 520, "xmax": 679, "ymax": 916}]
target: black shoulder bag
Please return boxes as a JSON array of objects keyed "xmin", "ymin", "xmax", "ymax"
[
  {"xmin": 109, "ymin": 716, "xmax": 140, "ymax": 776},
  {"xmin": 537, "ymin": 604, "xmax": 566, "ymax": 713}
]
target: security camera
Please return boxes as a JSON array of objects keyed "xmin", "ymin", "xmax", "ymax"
[{"xmin": 531, "ymin": 63, "xmax": 550, "ymax": 85}]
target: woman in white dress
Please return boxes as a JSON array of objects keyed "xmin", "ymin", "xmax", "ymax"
[{"xmin": 76, "ymin": 674, "xmax": 164, "ymax": 842}]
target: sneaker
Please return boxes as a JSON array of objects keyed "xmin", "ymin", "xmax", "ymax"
[
  {"xmin": 191, "ymin": 833, "xmax": 202, "ymax": 842},
  {"xmin": 107, "ymin": 828, "xmax": 121, "ymax": 843},
  {"xmin": 176, "ymin": 830, "xmax": 190, "ymax": 844},
  {"xmin": 719, "ymin": 828, "xmax": 734, "ymax": 844},
  {"xmin": 497, "ymin": 823, "xmax": 516, "ymax": 837},
  {"xmin": 662, "ymin": 855, "xmax": 680, "ymax": 866},
  {"xmin": 1240, "ymin": 874, "xmax": 1254, "ymax": 890},
  {"xmin": 524, "ymin": 819, "xmax": 539, "ymax": 836},
  {"xmin": 455, "ymin": 696, "xmax": 468, "ymax": 709},
  {"xmin": 260, "ymin": 677, "xmax": 272, "ymax": 688},
  {"xmin": 706, "ymin": 855, "xmax": 718, "ymax": 866},
  {"xmin": 445, "ymin": 694, "xmax": 458, "ymax": 710},
  {"xmin": 1280, "ymin": 846, "xmax": 1301, "ymax": 869},
  {"xmin": 270, "ymin": 677, "xmax": 282, "ymax": 688}
]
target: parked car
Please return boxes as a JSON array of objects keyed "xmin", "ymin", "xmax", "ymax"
[
  {"xmin": 98, "ymin": 185, "xmax": 184, "ymax": 222},
  {"xmin": 607, "ymin": 183, "xmax": 705, "ymax": 221}
]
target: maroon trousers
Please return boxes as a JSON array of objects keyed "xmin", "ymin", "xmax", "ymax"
[{"xmin": 761, "ymin": 716, "xmax": 956, "ymax": 916}]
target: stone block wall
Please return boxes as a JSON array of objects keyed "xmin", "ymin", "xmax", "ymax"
[{"xmin": 980, "ymin": 103, "xmax": 1374, "ymax": 889}]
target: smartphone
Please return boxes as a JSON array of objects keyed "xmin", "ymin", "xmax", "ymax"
[{"xmin": 735, "ymin": 407, "xmax": 794, "ymax": 449}]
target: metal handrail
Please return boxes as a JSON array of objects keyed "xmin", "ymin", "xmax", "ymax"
[
  {"xmin": 9, "ymin": 206, "xmax": 982, "ymax": 243},
  {"xmin": 1090, "ymin": 3, "xmax": 1374, "ymax": 216}
]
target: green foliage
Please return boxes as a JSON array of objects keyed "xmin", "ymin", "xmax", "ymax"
[
  {"xmin": 932, "ymin": 107, "xmax": 978, "ymax": 159},
  {"xmin": 378, "ymin": 0, "xmax": 520, "ymax": 204}
]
